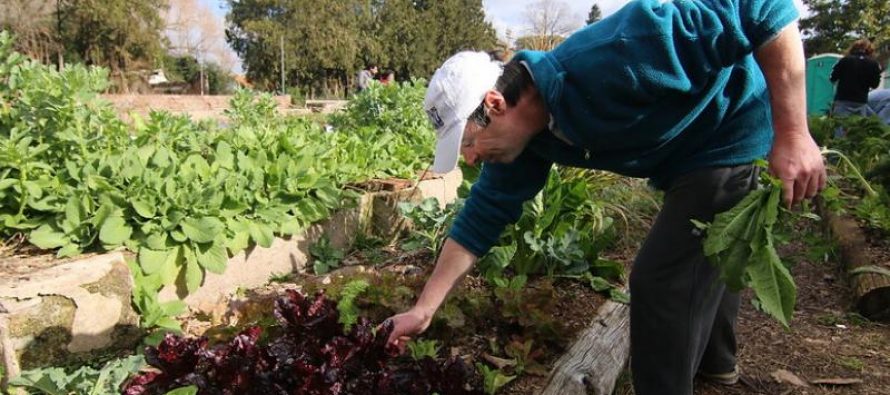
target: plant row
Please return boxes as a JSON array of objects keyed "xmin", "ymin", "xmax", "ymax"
[
  {"xmin": 810, "ymin": 115, "xmax": 890, "ymax": 234},
  {"xmin": 0, "ymin": 31, "xmax": 434, "ymax": 329}
]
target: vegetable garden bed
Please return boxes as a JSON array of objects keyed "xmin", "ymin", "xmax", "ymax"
[
  {"xmin": 166, "ymin": 248, "xmax": 615, "ymax": 395},
  {"xmin": 0, "ymin": 171, "xmax": 459, "ymax": 385}
]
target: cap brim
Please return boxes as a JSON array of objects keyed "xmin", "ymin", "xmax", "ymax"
[{"xmin": 431, "ymin": 120, "xmax": 466, "ymax": 174}]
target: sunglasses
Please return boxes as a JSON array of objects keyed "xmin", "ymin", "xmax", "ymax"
[{"xmin": 462, "ymin": 101, "xmax": 490, "ymax": 148}]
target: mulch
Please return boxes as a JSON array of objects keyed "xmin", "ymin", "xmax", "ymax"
[{"xmin": 614, "ymin": 218, "xmax": 890, "ymax": 395}]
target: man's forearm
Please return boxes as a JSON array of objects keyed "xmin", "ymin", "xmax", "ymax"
[
  {"xmin": 754, "ymin": 23, "xmax": 808, "ymax": 139},
  {"xmin": 412, "ymin": 238, "xmax": 478, "ymax": 318}
]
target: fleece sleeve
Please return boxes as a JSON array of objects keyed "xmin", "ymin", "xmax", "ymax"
[
  {"xmin": 616, "ymin": 0, "xmax": 801, "ymax": 69},
  {"xmin": 448, "ymin": 151, "xmax": 552, "ymax": 257}
]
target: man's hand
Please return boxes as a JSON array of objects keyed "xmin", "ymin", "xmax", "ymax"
[
  {"xmin": 381, "ymin": 238, "xmax": 477, "ymax": 351},
  {"xmin": 754, "ymin": 24, "xmax": 826, "ymax": 207},
  {"xmin": 384, "ymin": 307, "xmax": 433, "ymax": 352},
  {"xmin": 768, "ymin": 131, "xmax": 826, "ymax": 208}
]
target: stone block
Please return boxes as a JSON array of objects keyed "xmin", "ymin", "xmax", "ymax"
[
  {"xmin": 0, "ymin": 253, "xmax": 140, "ymax": 385},
  {"xmin": 159, "ymin": 195, "xmax": 373, "ymax": 313}
]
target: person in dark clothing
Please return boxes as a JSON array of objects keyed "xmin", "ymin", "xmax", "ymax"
[{"xmin": 830, "ymin": 39, "xmax": 883, "ymax": 119}]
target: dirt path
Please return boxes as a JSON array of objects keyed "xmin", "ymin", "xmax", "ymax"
[
  {"xmin": 616, "ymin": 220, "xmax": 890, "ymax": 395},
  {"xmin": 698, "ymin": 238, "xmax": 889, "ymax": 394}
]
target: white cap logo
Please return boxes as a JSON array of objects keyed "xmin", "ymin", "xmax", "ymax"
[{"xmin": 426, "ymin": 107, "xmax": 444, "ymax": 129}]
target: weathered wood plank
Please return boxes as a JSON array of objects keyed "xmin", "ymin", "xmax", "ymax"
[
  {"xmin": 820, "ymin": 203, "xmax": 890, "ymax": 320},
  {"xmin": 539, "ymin": 299, "xmax": 630, "ymax": 395}
]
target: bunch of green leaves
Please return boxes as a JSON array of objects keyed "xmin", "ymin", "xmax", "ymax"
[
  {"xmin": 475, "ymin": 363, "xmax": 515, "ymax": 395},
  {"xmin": 478, "ymin": 167, "xmax": 617, "ymax": 279},
  {"xmin": 398, "ymin": 198, "xmax": 463, "ymax": 253},
  {"xmin": 8, "ymin": 355, "xmax": 145, "ymax": 395},
  {"xmin": 406, "ymin": 339, "xmax": 441, "ymax": 361},
  {"xmin": 336, "ymin": 279, "xmax": 370, "ymax": 331},
  {"xmin": 309, "ymin": 235, "xmax": 345, "ymax": 275},
  {"xmin": 853, "ymin": 188, "xmax": 890, "ymax": 232},
  {"xmin": 696, "ymin": 162, "xmax": 795, "ymax": 327}
]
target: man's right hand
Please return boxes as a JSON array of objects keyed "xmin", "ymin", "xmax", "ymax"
[
  {"xmin": 382, "ymin": 239, "xmax": 478, "ymax": 352},
  {"xmin": 385, "ymin": 307, "xmax": 433, "ymax": 352}
]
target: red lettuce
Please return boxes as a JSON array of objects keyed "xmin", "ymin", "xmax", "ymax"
[{"xmin": 123, "ymin": 290, "xmax": 482, "ymax": 395}]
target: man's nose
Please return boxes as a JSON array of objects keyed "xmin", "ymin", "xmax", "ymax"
[{"xmin": 460, "ymin": 146, "xmax": 479, "ymax": 167}]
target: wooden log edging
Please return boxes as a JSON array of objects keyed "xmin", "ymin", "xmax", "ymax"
[
  {"xmin": 539, "ymin": 299, "xmax": 630, "ymax": 395},
  {"xmin": 817, "ymin": 200, "xmax": 890, "ymax": 321}
]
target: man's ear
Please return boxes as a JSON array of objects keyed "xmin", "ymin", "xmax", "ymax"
[{"xmin": 483, "ymin": 90, "xmax": 507, "ymax": 116}]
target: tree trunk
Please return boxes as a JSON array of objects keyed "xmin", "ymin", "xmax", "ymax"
[{"xmin": 539, "ymin": 298, "xmax": 630, "ymax": 395}]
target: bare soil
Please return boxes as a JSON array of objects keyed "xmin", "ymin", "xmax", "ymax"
[
  {"xmin": 0, "ymin": 238, "xmax": 103, "ymax": 279},
  {"xmin": 616, "ymin": 219, "xmax": 890, "ymax": 395}
]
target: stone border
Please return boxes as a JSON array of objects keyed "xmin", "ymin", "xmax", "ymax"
[
  {"xmin": 101, "ymin": 94, "xmax": 294, "ymax": 122},
  {"xmin": 0, "ymin": 169, "xmax": 461, "ymax": 386},
  {"xmin": 0, "ymin": 253, "xmax": 139, "ymax": 387},
  {"xmin": 817, "ymin": 201, "xmax": 890, "ymax": 320}
]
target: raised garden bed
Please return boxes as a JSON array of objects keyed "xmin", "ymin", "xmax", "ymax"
[
  {"xmin": 0, "ymin": 170, "xmax": 461, "ymax": 388},
  {"xmin": 164, "ymin": 245, "xmax": 631, "ymax": 395}
]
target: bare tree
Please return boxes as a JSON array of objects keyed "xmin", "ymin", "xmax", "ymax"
[
  {"xmin": 163, "ymin": 0, "xmax": 237, "ymax": 72},
  {"xmin": 521, "ymin": 0, "xmax": 581, "ymax": 50},
  {"xmin": 0, "ymin": 0, "xmax": 62, "ymax": 65}
]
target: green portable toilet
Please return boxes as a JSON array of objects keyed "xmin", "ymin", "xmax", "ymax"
[{"xmin": 806, "ymin": 53, "xmax": 841, "ymax": 115}]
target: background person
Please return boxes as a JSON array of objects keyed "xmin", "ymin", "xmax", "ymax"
[
  {"xmin": 830, "ymin": 39, "xmax": 882, "ymax": 119},
  {"xmin": 355, "ymin": 64, "xmax": 378, "ymax": 93},
  {"xmin": 378, "ymin": 69, "xmax": 396, "ymax": 85},
  {"xmin": 868, "ymin": 89, "xmax": 890, "ymax": 124},
  {"xmin": 384, "ymin": 0, "xmax": 825, "ymax": 394}
]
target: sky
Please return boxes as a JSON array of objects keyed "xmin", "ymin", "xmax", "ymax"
[
  {"xmin": 481, "ymin": 0, "xmax": 808, "ymax": 41},
  {"xmin": 198, "ymin": 0, "xmax": 809, "ymax": 73}
]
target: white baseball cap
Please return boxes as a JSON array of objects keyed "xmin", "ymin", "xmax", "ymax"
[{"xmin": 424, "ymin": 51, "xmax": 503, "ymax": 174}]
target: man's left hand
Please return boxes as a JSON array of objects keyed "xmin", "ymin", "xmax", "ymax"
[{"xmin": 768, "ymin": 131, "xmax": 826, "ymax": 208}]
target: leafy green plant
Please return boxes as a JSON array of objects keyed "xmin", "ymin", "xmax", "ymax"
[
  {"xmin": 309, "ymin": 235, "xmax": 344, "ymax": 275},
  {"xmin": 398, "ymin": 197, "xmax": 462, "ymax": 253},
  {"xmin": 813, "ymin": 116, "xmax": 890, "ymax": 236},
  {"xmin": 164, "ymin": 386, "xmax": 198, "ymax": 395},
  {"xmin": 504, "ymin": 339, "xmax": 546, "ymax": 376},
  {"xmin": 127, "ymin": 259, "xmax": 186, "ymax": 339},
  {"xmin": 8, "ymin": 355, "xmax": 145, "ymax": 395},
  {"xmin": 0, "ymin": 33, "xmax": 439, "ymax": 333},
  {"xmin": 580, "ymin": 272, "xmax": 630, "ymax": 303},
  {"xmin": 491, "ymin": 275, "xmax": 566, "ymax": 342},
  {"xmin": 475, "ymin": 363, "xmax": 515, "ymax": 395},
  {"xmin": 477, "ymin": 167, "xmax": 619, "ymax": 280},
  {"xmin": 336, "ymin": 279, "xmax": 370, "ymax": 331},
  {"xmin": 406, "ymin": 339, "xmax": 441, "ymax": 361},
  {"xmin": 697, "ymin": 162, "xmax": 794, "ymax": 327}
]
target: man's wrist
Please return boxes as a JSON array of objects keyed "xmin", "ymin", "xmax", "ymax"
[{"xmin": 410, "ymin": 305, "xmax": 435, "ymax": 322}]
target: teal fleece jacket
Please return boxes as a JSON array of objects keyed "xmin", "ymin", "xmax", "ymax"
[{"xmin": 449, "ymin": 0, "xmax": 799, "ymax": 257}]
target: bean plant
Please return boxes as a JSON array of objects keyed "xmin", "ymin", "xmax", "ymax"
[{"xmin": 0, "ymin": 31, "xmax": 436, "ymax": 332}]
